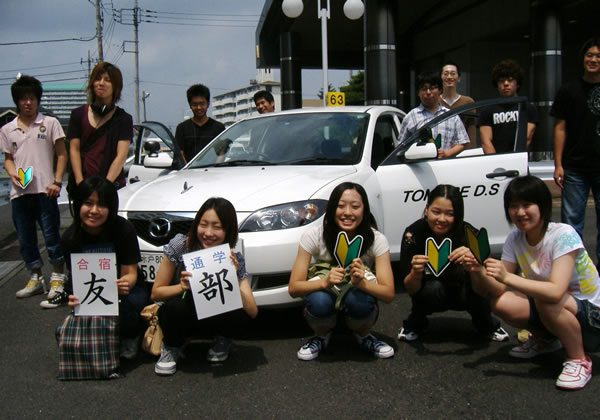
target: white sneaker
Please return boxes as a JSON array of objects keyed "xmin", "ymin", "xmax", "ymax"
[
  {"xmin": 40, "ymin": 290, "xmax": 68, "ymax": 309},
  {"xmin": 297, "ymin": 335, "xmax": 330, "ymax": 361},
  {"xmin": 357, "ymin": 333, "xmax": 395, "ymax": 358},
  {"xmin": 488, "ymin": 327, "xmax": 510, "ymax": 342},
  {"xmin": 155, "ymin": 343, "xmax": 184, "ymax": 376},
  {"xmin": 47, "ymin": 272, "xmax": 65, "ymax": 300},
  {"xmin": 556, "ymin": 356, "xmax": 592, "ymax": 390},
  {"xmin": 16, "ymin": 273, "xmax": 46, "ymax": 298},
  {"xmin": 397, "ymin": 327, "xmax": 418, "ymax": 342},
  {"xmin": 509, "ymin": 336, "xmax": 562, "ymax": 359}
]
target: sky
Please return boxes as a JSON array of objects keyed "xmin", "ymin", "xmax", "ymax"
[{"xmin": 0, "ymin": 0, "xmax": 352, "ymax": 131}]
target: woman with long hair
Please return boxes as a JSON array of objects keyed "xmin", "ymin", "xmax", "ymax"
[
  {"xmin": 397, "ymin": 184, "xmax": 507, "ymax": 342},
  {"xmin": 289, "ymin": 182, "xmax": 395, "ymax": 360}
]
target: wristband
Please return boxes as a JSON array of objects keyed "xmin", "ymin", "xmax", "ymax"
[{"xmin": 53, "ymin": 181, "xmax": 63, "ymax": 188}]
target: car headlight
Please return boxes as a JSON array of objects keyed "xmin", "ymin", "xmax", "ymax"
[{"xmin": 240, "ymin": 200, "xmax": 327, "ymax": 232}]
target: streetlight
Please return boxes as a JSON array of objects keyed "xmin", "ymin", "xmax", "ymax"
[
  {"xmin": 282, "ymin": 0, "xmax": 364, "ymax": 106},
  {"xmin": 142, "ymin": 90, "xmax": 151, "ymax": 121}
]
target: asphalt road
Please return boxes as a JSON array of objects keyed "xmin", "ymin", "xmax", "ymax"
[{"xmin": 1, "ymin": 200, "xmax": 599, "ymax": 418}]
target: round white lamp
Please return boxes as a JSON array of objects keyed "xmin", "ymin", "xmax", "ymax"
[
  {"xmin": 343, "ymin": 0, "xmax": 365, "ymax": 20},
  {"xmin": 282, "ymin": 0, "xmax": 304, "ymax": 18}
]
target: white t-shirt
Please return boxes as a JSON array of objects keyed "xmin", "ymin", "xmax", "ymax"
[
  {"xmin": 502, "ymin": 222, "xmax": 600, "ymax": 307},
  {"xmin": 299, "ymin": 224, "xmax": 389, "ymax": 270},
  {"xmin": 0, "ymin": 113, "xmax": 64, "ymax": 199}
]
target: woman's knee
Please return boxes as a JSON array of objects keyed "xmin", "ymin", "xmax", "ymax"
[
  {"xmin": 342, "ymin": 289, "xmax": 377, "ymax": 319},
  {"xmin": 305, "ymin": 290, "xmax": 336, "ymax": 318}
]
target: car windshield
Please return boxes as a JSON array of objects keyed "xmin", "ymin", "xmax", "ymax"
[{"xmin": 187, "ymin": 112, "xmax": 370, "ymax": 168}]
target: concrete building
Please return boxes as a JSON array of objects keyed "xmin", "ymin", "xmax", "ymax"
[
  {"xmin": 255, "ymin": 0, "xmax": 599, "ymax": 158},
  {"xmin": 213, "ymin": 70, "xmax": 281, "ymax": 127},
  {"xmin": 41, "ymin": 83, "xmax": 86, "ymax": 127}
]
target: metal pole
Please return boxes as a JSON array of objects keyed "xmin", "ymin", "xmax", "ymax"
[
  {"xmin": 95, "ymin": 0, "xmax": 103, "ymax": 61},
  {"xmin": 319, "ymin": 0, "xmax": 330, "ymax": 107},
  {"xmin": 142, "ymin": 91, "xmax": 150, "ymax": 121},
  {"xmin": 133, "ymin": 0, "xmax": 140, "ymax": 123}
]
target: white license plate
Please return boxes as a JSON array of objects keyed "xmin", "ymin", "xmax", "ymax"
[{"xmin": 139, "ymin": 252, "xmax": 164, "ymax": 283}]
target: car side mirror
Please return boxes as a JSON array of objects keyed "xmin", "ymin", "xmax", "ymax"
[
  {"xmin": 144, "ymin": 153, "xmax": 173, "ymax": 168},
  {"xmin": 404, "ymin": 142, "xmax": 437, "ymax": 161}
]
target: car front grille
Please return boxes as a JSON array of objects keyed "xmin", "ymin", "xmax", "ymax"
[{"xmin": 127, "ymin": 212, "xmax": 194, "ymax": 247}]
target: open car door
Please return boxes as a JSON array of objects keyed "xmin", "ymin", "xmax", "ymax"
[
  {"xmin": 127, "ymin": 121, "xmax": 184, "ymax": 184},
  {"xmin": 375, "ymin": 97, "xmax": 531, "ymax": 259}
]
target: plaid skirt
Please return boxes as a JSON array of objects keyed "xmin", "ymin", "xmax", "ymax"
[{"xmin": 55, "ymin": 314, "xmax": 120, "ymax": 380}]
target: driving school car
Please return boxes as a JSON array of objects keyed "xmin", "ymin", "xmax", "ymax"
[{"xmin": 118, "ymin": 98, "xmax": 530, "ymax": 307}]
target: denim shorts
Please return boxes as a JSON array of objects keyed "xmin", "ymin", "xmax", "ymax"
[
  {"xmin": 527, "ymin": 297, "xmax": 600, "ymax": 352},
  {"xmin": 575, "ymin": 298, "xmax": 600, "ymax": 353}
]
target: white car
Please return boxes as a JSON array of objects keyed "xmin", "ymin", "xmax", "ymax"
[{"xmin": 119, "ymin": 99, "xmax": 530, "ymax": 307}]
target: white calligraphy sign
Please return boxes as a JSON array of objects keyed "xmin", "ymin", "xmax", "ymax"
[
  {"xmin": 71, "ymin": 253, "xmax": 118, "ymax": 316},
  {"xmin": 182, "ymin": 244, "xmax": 243, "ymax": 320}
]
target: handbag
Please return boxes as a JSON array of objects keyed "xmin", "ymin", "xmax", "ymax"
[
  {"xmin": 55, "ymin": 314, "xmax": 120, "ymax": 380},
  {"xmin": 140, "ymin": 303, "xmax": 163, "ymax": 356}
]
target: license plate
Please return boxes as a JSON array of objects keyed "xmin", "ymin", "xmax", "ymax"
[{"xmin": 139, "ymin": 252, "xmax": 163, "ymax": 282}]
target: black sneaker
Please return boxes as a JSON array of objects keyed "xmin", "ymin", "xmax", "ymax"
[{"xmin": 40, "ymin": 290, "xmax": 68, "ymax": 309}]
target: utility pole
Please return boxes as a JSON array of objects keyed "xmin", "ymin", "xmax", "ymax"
[
  {"xmin": 133, "ymin": 0, "xmax": 140, "ymax": 123},
  {"xmin": 95, "ymin": 0, "xmax": 104, "ymax": 61},
  {"xmin": 116, "ymin": 1, "xmax": 142, "ymax": 123}
]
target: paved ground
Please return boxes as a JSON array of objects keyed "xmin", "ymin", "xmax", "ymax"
[{"xmin": 1, "ymin": 191, "xmax": 599, "ymax": 418}]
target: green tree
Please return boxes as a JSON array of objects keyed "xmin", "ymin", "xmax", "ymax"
[
  {"xmin": 317, "ymin": 83, "xmax": 336, "ymax": 100},
  {"xmin": 339, "ymin": 71, "xmax": 364, "ymax": 105}
]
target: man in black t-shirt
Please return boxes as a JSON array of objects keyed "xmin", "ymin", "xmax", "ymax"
[
  {"xmin": 175, "ymin": 84, "xmax": 225, "ymax": 163},
  {"xmin": 552, "ymin": 36, "xmax": 600, "ymax": 266},
  {"xmin": 479, "ymin": 59, "xmax": 538, "ymax": 154}
]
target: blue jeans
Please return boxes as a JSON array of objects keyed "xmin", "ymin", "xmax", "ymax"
[
  {"xmin": 304, "ymin": 288, "xmax": 378, "ymax": 331},
  {"xmin": 12, "ymin": 193, "xmax": 64, "ymax": 270},
  {"xmin": 561, "ymin": 169, "xmax": 600, "ymax": 263}
]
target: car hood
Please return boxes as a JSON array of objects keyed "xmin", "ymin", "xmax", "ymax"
[{"xmin": 119, "ymin": 166, "xmax": 356, "ymax": 212}]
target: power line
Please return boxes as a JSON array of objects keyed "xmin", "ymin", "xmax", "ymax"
[
  {"xmin": 0, "ymin": 35, "xmax": 97, "ymax": 46},
  {"xmin": 0, "ymin": 69, "xmax": 86, "ymax": 82},
  {"xmin": 0, "ymin": 62, "xmax": 82, "ymax": 74},
  {"xmin": 143, "ymin": 9, "xmax": 260, "ymax": 17},
  {"xmin": 141, "ymin": 21, "xmax": 256, "ymax": 27},
  {"xmin": 0, "ymin": 76, "xmax": 88, "ymax": 87}
]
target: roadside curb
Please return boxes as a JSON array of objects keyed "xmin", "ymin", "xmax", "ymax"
[{"xmin": 0, "ymin": 260, "xmax": 25, "ymax": 287}]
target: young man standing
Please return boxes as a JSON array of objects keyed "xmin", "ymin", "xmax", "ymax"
[
  {"xmin": 253, "ymin": 90, "xmax": 275, "ymax": 114},
  {"xmin": 0, "ymin": 75, "xmax": 66, "ymax": 302},
  {"xmin": 399, "ymin": 72, "xmax": 469, "ymax": 159},
  {"xmin": 552, "ymin": 37, "xmax": 600, "ymax": 267},
  {"xmin": 440, "ymin": 61, "xmax": 476, "ymax": 148},
  {"xmin": 479, "ymin": 59, "xmax": 538, "ymax": 154},
  {"xmin": 175, "ymin": 84, "xmax": 225, "ymax": 164}
]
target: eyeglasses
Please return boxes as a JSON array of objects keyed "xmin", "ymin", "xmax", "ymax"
[{"xmin": 419, "ymin": 85, "xmax": 439, "ymax": 92}]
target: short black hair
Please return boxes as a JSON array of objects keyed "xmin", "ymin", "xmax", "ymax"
[
  {"xmin": 580, "ymin": 36, "xmax": 600, "ymax": 65},
  {"xmin": 441, "ymin": 61, "xmax": 461, "ymax": 76},
  {"xmin": 253, "ymin": 90, "xmax": 274, "ymax": 104},
  {"xmin": 11, "ymin": 75, "xmax": 42, "ymax": 112},
  {"xmin": 503, "ymin": 175, "xmax": 552, "ymax": 232},
  {"xmin": 491, "ymin": 59, "xmax": 524, "ymax": 89},
  {"xmin": 187, "ymin": 84, "xmax": 211, "ymax": 104},
  {"xmin": 416, "ymin": 72, "xmax": 442, "ymax": 92}
]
